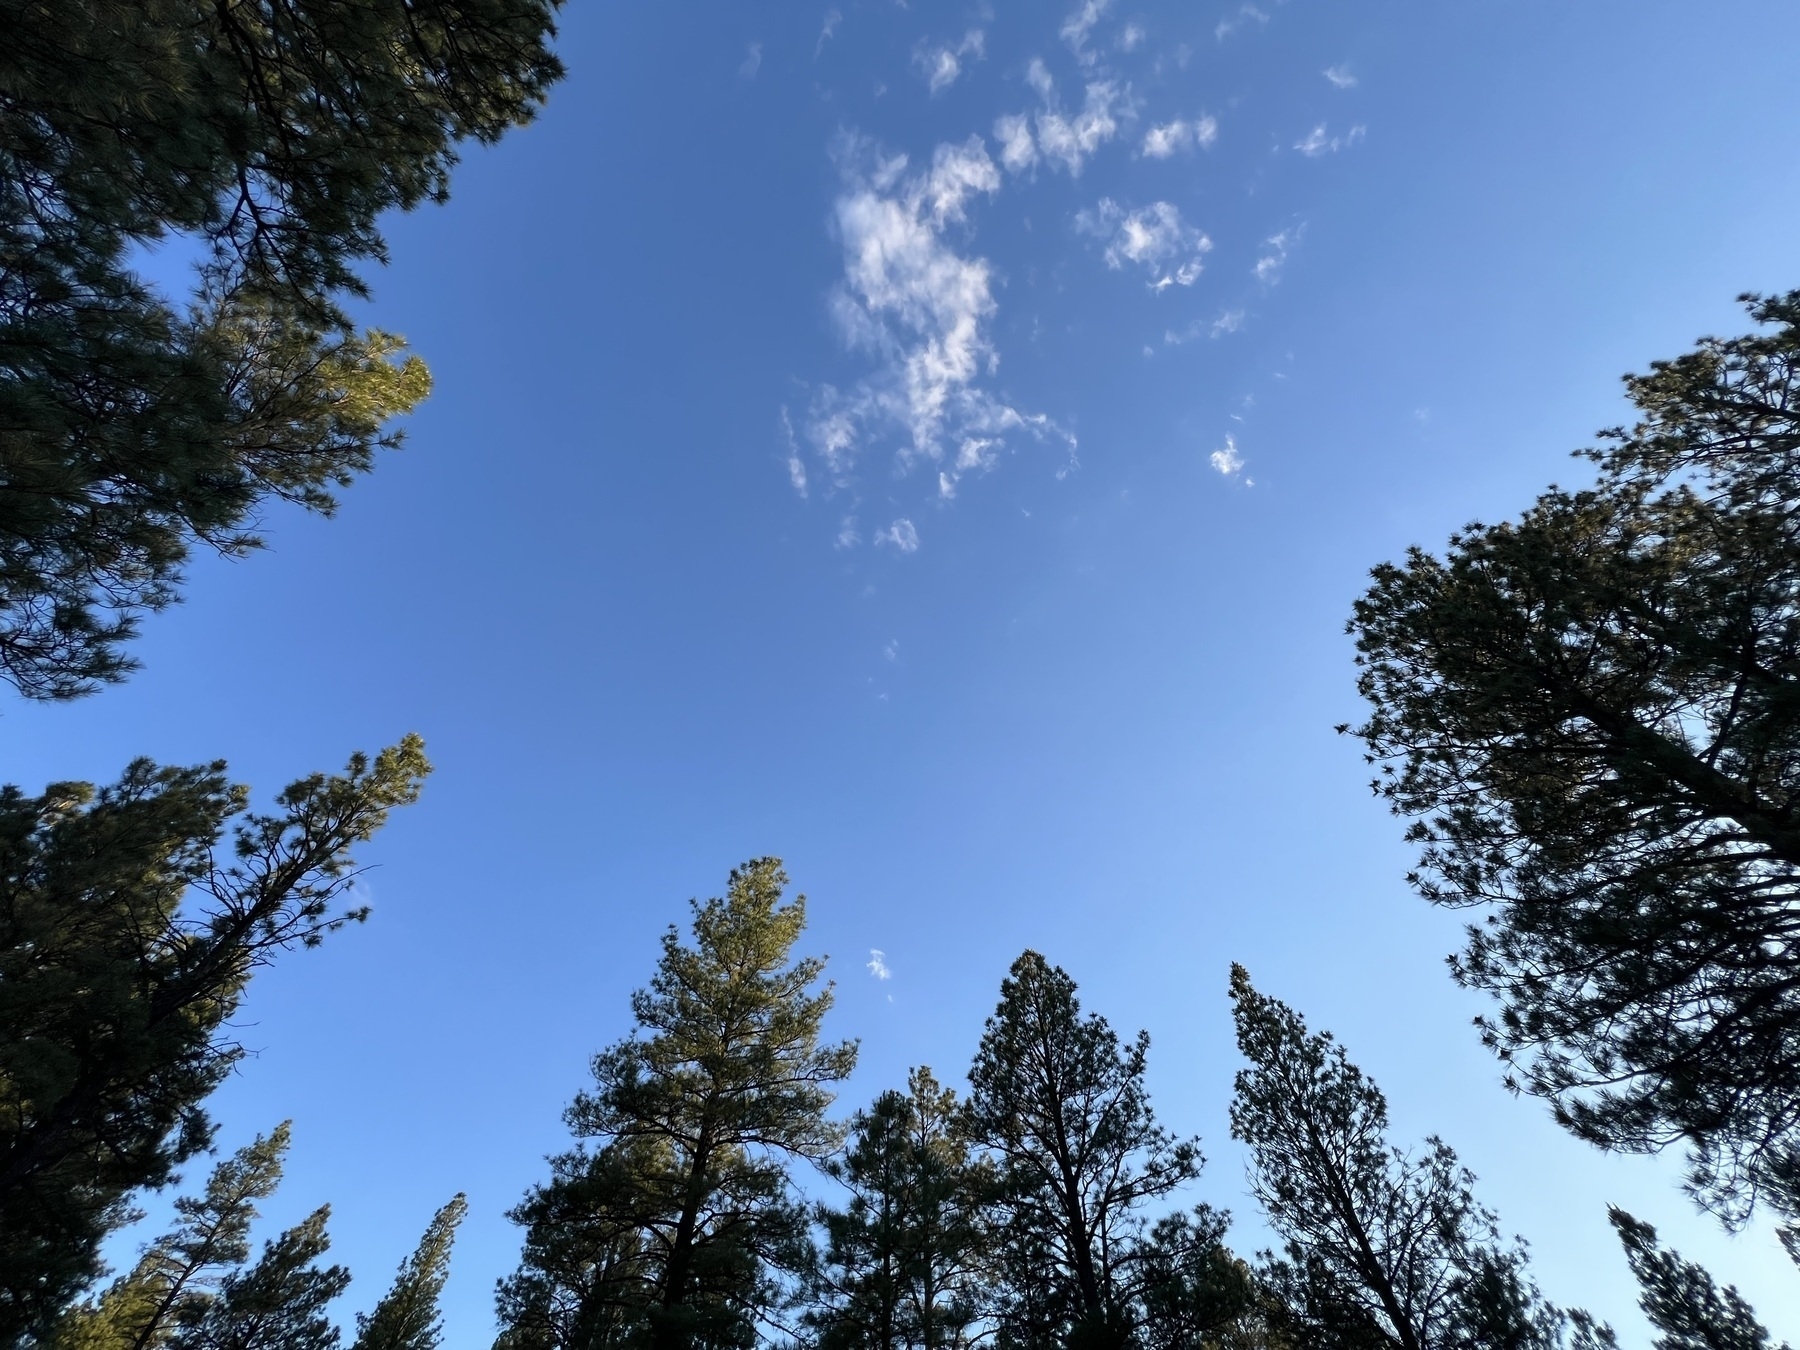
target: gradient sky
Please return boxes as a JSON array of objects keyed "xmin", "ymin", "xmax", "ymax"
[{"xmin": 18, "ymin": 1, "xmax": 1800, "ymax": 1342}]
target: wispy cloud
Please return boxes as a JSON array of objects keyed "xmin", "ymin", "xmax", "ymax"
[
  {"xmin": 816, "ymin": 9, "xmax": 842, "ymax": 57},
  {"xmin": 1168, "ymin": 308, "xmax": 1245, "ymax": 344},
  {"xmin": 993, "ymin": 113, "xmax": 1037, "ymax": 172},
  {"xmin": 1078, "ymin": 199, "xmax": 1211, "ymax": 292},
  {"xmin": 780, "ymin": 407, "xmax": 807, "ymax": 496},
  {"xmin": 1141, "ymin": 116, "xmax": 1218, "ymax": 158},
  {"xmin": 1118, "ymin": 22, "xmax": 1146, "ymax": 52},
  {"xmin": 868, "ymin": 949, "xmax": 893, "ymax": 979},
  {"xmin": 1323, "ymin": 64, "xmax": 1356, "ymax": 88},
  {"xmin": 738, "ymin": 41, "xmax": 762, "ymax": 80},
  {"xmin": 1215, "ymin": 4, "xmax": 1269, "ymax": 41},
  {"xmin": 1253, "ymin": 227, "xmax": 1299, "ymax": 283},
  {"xmin": 1293, "ymin": 123, "xmax": 1365, "ymax": 157},
  {"xmin": 1060, "ymin": 0, "xmax": 1113, "ymax": 66},
  {"xmin": 914, "ymin": 28, "xmax": 986, "ymax": 94},
  {"xmin": 800, "ymin": 134, "xmax": 1068, "ymax": 514},
  {"xmin": 1211, "ymin": 434, "xmax": 1245, "ymax": 477},
  {"xmin": 876, "ymin": 519, "xmax": 920, "ymax": 552},
  {"xmin": 994, "ymin": 62, "xmax": 1122, "ymax": 178}
]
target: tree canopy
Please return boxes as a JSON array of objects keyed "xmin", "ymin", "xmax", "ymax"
[
  {"xmin": 1349, "ymin": 292, "xmax": 1800, "ymax": 1228},
  {"xmin": 497, "ymin": 859, "xmax": 858, "ymax": 1350},
  {"xmin": 0, "ymin": 0, "xmax": 563, "ymax": 696},
  {"xmin": 965, "ymin": 951, "xmax": 1208, "ymax": 1350},
  {"xmin": 0, "ymin": 737, "xmax": 430, "ymax": 1341}
]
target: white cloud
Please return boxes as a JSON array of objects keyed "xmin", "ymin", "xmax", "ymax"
[
  {"xmin": 1078, "ymin": 199, "xmax": 1211, "ymax": 292},
  {"xmin": 1033, "ymin": 79, "xmax": 1122, "ymax": 176},
  {"xmin": 835, "ymin": 516, "xmax": 860, "ymax": 549},
  {"xmin": 1141, "ymin": 116, "xmax": 1218, "ymax": 158},
  {"xmin": 994, "ymin": 113, "xmax": 1037, "ymax": 172},
  {"xmin": 817, "ymin": 9, "xmax": 842, "ymax": 57},
  {"xmin": 1294, "ymin": 122, "xmax": 1365, "ymax": 157},
  {"xmin": 738, "ymin": 42, "xmax": 762, "ymax": 79},
  {"xmin": 868, "ymin": 949, "xmax": 893, "ymax": 979},
  {"xmin": 1215, "ymin": 4, "xmax": 1268, "ymax": 41},
  {"xmin": 914, "ymin": 28, "xmax": 986, "ymax": 94},
  {"xmin": 780, "ymin": 407, "xmax": 807, "ymax": 495},
  {"xmin": 1211, "ymin": 434, "xmax": 1245, "ymax": 477},
  {"xmin": 802, "ymin": 134, "xmax": 1071, "ymax": 508},
  {"xmin": 875, "ymin": 519, "xmax": 920, "ymax": 552},
  {"xmin": 1026, "ymin": 57, "xmax": 1057, "ymax": 102},
  {"xmin": 1060, "ymin": 0, "xmax": 1113, "ymax": 65},
  {"xmin": 1253, "ymin": 226, "xmax": 1300, "ymax": 283},
  {"xmin": 883, "ymin": 640, "xmax": 899, "ymax": 661},
  {"xmin": 1119, "ymin": 22, "xmax": 1146, "ymax": 52},
  {"xmin": 1324, "ymin": 64, "xmax": 1356, "ymax": 88},
  {"xmin": 1167, "ymin": 308, "xmax": 1245, "ymax": 345}
]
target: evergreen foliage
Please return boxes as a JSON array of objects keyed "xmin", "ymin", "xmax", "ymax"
[
  {"xmin": 806, "ymin": 1067, "xmax": 990, "ymax": 1350},
  {"xmin": 964, "ymin": 951, "xmax": 1207, "ymax": 1350},
  {"xmin": 1227, "ymin": 967, "xmax": 1578, "ymax": 1350},
  {"xmin": 352, "ymin": 1194, "xmax": 468, "ymax": 1350},
  {"xmin": 0, "ymin": 737, "xmax": 430, "ymax": 1341},
  {"xmin": 0, "ymin": 0, "xmax": 563, "ymax": 696},
  {"xmin": 50, "ymin": 1124, "xmax": 293, "ymax": 1350},
  {"xmin": 168, "ymin": 1205, "xmax": 350, "ymax": 1350},
  {"xmin": 496, "ymin": 859, "xmax": 858, "ymax": 1350},
  {"xmin": 1608, "ymin": 1209, "xmax": 1786, "ymax": 1350},
  {"xmin": 1348, "ymin": 292, "xmax": 1800, "ymax": 1227}
]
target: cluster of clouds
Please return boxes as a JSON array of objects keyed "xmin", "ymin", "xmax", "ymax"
[
  {"xmin": 1294, "ymin": 122, "xmax": 1365, "ymax": 157},
  {"xmin": 795, "ymin": 132, "xmax": 1068, "ymax": 543},
  {"xmin": 1141, "ymin": 116, "xmax": 1218, "ymax": 158},
  {"xmin": 914, "ymin": 28, "xmax": 985, "ymax": 94},
  {"xmin": 787, "ymin": 0, "xmax": 1364, "ymax": 545},
  {"xmin": 991, "ymin": 59, "xmax": 1122, "ymax": 177},
  {"xmin": 1077, "ymin": 199, "xmax": 1211, "ymax": 291}
]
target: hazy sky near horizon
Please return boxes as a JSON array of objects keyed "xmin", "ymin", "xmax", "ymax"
[{"xmin": 16, "ymin": 1, "xmax": 1800, "ymax": 1342}]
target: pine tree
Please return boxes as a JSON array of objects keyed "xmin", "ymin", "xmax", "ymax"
[
  {"xmin": 1349, "ymin": 291, "xmax": 1800, "ymax": 1227},
  {"xmin": 808, "ymin": 1067, "xmax": 990, "ymax": 1350},
  {"xmin": 496, "ymin": 858, "xmax": 858, "ymax": 1350},
  {"xmin": 1134, "ymin": 1208, "xmax": 1271, "ymax": 1350},
  {"xmin": 51, "ymin": 1125, "xmax": 292, "ymax": 1350},
  {"xmin": 352, "ymin": 1194, "xmax": 468, "ymax": 1350},
  {"xmin": 1608, "ymin": 1210, "xmax": 1786, "ymax": 1350},
  {"xmin": 1228, "ymin": 966, "xmax": 1581, "ymax": 1350},
  {"xmin": 0, "ymin": 0, "xmax": 563, "ymax": 697},
  {"xmin": 170, "ymin": 1206, "xmax": 350, "ymax": 1350},
  {"xmin": 965, "ymin": 951, "xmax": 1203, "ymax": 1350},
  {"xmin": 0, "ymin": 738, "xmax": 430, "ymax": 1342}
]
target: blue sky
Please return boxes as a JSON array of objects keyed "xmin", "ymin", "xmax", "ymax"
[{"xmin": 16, "ymin": 0, "xmax": 1800, "ymax": 1341}]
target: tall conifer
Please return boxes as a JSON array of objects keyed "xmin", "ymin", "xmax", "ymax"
[
  {"xmin": 0, "ymin": 739, "xmax": 429, "ymax": 1341},
  {"xmin": 808, "ymin": 1068, "xmax": 989, "ymax": 1350},
  {"xmin": 496, "ymin": 859, "xmax": 857, "ymax": 1350},
  {"xmin": 965, "ymin": 951, "xmax": 1203, "ymax": 1350},
  {"xmin": 1228, "ymin": 967, "xmax": 1586, "ymax": 1350},
  {"xmin": 352, "ymin": 1195, "xmax": 468, "ymax": 1350}
]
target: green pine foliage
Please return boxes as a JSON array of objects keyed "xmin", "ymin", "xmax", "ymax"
[
  {"xmin": 169, "ymin": 1205, "xmax": 350, "ymax": 1350},
  {"xmin": 1228, "ymin": 966, "xmax": 1583, "ymax": 1350},
  {"xmin": 50, "ymin": 1124, "xmax": 293, "ymax": 1350},
  {"xmin": 806, "ymin": 1067, "xmax": 991, "ymax": 1350},
  {"xmin": 1348, "ymin": 292, "xmax": 1800, "ymax": 1228},
  {"xmin": 1608, "ymin": 1210, "xmax": 1786, "ymax": 1350},
  {"xmin": 352, "ymin": 1194, "xmax": 468, "ymax": 1350},
  {"xmin": 496, "ymin": 859, "xmax": 859, "ymax": 1350},
  {"xmin": 0, "ymin": 738, "xmax": 430, "ymax": 1342},
  {"xmin": 0, "ymin": 0, "xmax": 563, "ymax": 697},
  {"xmin": 964, "ymin": 951, "xmax": 1211, "ymax": 1350}
]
